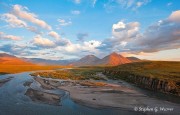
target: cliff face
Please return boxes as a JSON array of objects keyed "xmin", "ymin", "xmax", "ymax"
[{"xmin": 103, "ymin": 70, "xmax": 180, "ymax": 96}]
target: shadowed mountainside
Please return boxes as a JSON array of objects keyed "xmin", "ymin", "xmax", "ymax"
[
  {"xmin": 72, "ymin": 52, "xmax": 132, "ymax": 66},
  {"xmin": 72, "ymin": 55, "xmax": 100, "ymax": 66},
  {"xmin": 126, "ymin": 57, "xmax": 141, "ymax": 62}
]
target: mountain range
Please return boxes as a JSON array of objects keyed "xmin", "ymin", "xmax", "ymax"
[
  {"xmin": 0, "ymin": 52, "xmax": 141, "ymax": 66},
  {"xmin": 0, "ymin": 53, "xmax": 32, "ymax": 65},
  {"xmin": 72, "ymin": 52, "xmax": 132, "ymax": 66},
  {"xmin": 22, "ymin": 58, "xmax": 76, "ymax": 65}
]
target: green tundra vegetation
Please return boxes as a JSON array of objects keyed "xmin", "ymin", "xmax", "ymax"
[
  {"xmin": 30, "ymin": 66, "xmax": 106, "ymax": 80},
  {"xmin": 104, "ymin": 61, "xmax": 180, "ymax": 81},
  {"xmin": 104, "ymin": 61, "xmax": 180, "ymax": 96}
]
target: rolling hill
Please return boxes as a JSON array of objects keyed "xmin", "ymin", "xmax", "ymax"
[
  {"xmin": 72, "ymin": 55, "xmax": 100, "ymax": 66},
  {"xmin": 22, "ymin": 58, "xmax": 75, "ymax": 65},
  {"xmin": 126, "ymin": 57, "xmax": 141, "ymax": 62},
  {"xmin": 0, "ymin": 53, "xmax": 32, "ymax": 65}
]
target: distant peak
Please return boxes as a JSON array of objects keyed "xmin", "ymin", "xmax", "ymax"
[
  {"xmin": 86, "ymin": 55, "xmax": 95, "ymax": 57},
  {"xmin": 0, "ymin": 53, "xmax": 16, "ymax": 58},
  {"xmin": 110, "ymin": 52, "xmax": 119, "ymax": 56}
]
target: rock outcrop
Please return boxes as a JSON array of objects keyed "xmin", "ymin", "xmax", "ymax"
[{"xmin": 103, "ymin": 70, "xmax": 180, "ymax": 96}]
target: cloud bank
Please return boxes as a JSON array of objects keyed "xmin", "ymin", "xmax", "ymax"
[{"xmin": 99, "ymin": 10, "xmax": 180, "ymax": 55}]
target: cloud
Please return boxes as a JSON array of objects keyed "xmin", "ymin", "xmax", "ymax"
[
  {"xmin": 26, "ymin": 26, "xmax": 42, "ymax": 34},
  {"xmin": 55, "ymin": 40, "xmax": 101, "ymax": 56},
  {"xmin": 32, "ymin": 35, "xmax": 55, "ymax": 48},
  {"xmin": 0, "ymin": 44, "xmax": 21, "ymax": 55},
  {"xmin": 1, "ymin": 5, "xmax": 46, "ymax": 34},
  {"xmin": 1, "ymin": 13, "xmax": 42, "ymax": 34},
  {"xmin": 48, "ymin": 31, "xmax": 60, "ymax": 39},
  {"xmin": 74, "ymin": 0, "xmax": 81, "ymax": 4},
  {"xmin": 104, "ymin": 0, "xmax": 151, "ymax": 10},
  {"xmin": 76, "ymin": 33, "xmax": 89, "ymax": 42},
  {"xmin": 168, "ymin": 10, "xmax": 180, "ymax": 23},
  {"xmin": 11, "ymin": 4, "xmax": 52, "ymax": 30},
  {"xmin": 84, "ymin": 40, "xmax": 101, "ymax": 48},
  {"xmin": 0, "ymin": 43, "xmax": 43, "ymax": 57},
  {"xmin": 55, "ymin": 38, "xmax": 71, "ymax": 46},
  {"xmin": 0, "ymin": 44, "xmax": 31, "ymax": 56},
  {"xmin": 58, "ymin": 19, "xmax": 72, "ymax": 26},
  {"xmin": 117, "ymin": 0, "xmax": 151, "ymax": 9},
  {"xmin": 0, "ymin": 32, "xmax": 21, "ymax": 40},
  {"xmin": 71, "ymin": 10, "xmax": 81, "ymax": 15},
  {"xmin": 92, "ymin": 0, "xmax": 97, "ymax": 7},
  {"xmin": 98, "ymin": 10, "xmax": 180, "ymax": 54},
  {"xmin": 167, "ymin": 2, "xmax": 173, "ymax": 6},
  {"xmin": 1, "ymin": 13, "xmax": 27, "ymax": 28},
  {"xmin": 136, "ymin": 2, "xmax": 143, "ymax": 8},
  {"xmin": 112, "ymin": 21, "xmax": 140, "ymax": 41}
]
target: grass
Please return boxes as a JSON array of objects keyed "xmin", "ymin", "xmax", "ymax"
[
  {"xmin": 30, "ymin": 66, "xmax": 106, "ymax": 80},
  {"xmin": 0, "ymin": 65, "xmax": 69, "ymax": 74},
  {"xmin": 105, "ymin": 61, "xmax": 180, "ymax": 82}
]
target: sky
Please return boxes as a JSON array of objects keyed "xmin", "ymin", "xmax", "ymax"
[{"xmin": 0, "ymin": 0, "xmax": 180, "ymax": 60}]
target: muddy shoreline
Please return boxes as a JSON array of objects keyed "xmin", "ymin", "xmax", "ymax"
[
  {"xmin": 0, "ymin": 77, "xmax": 13, "ymax": 87},
  {"xmin": 25, "ymin": 88, "xmax": 61, "ymax": 106}
]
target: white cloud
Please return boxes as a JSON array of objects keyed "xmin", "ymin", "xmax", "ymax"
[
  {"xmin": 99, "ymin": 10, "xmax": 180, "ymax": 54},
  {"xmin": 112, "ymin": 21, "xmax": 140, "ymax": 41},
  {"xmin": 1, "ymin": 14, "xmax": 42, "ymax": 34},
  {"xmin": 12, "ymin": 4, "xmax": 52, "ymax": 30},
  {"xmin": 0, "ymin": 32, "xmax": 21, "ymax": 40},
  {"xmin": 71, "ymin": 10, "xmax": 81, "ymax": 15},
  {"xmin": 136, "ymin": 2, "xmax": 143, "ymax": 8},
  {"xmin": 33, "ymin": 35, "xmax": 55, "ymax": 48},
  {"xmin": 48, "ymin": 31, "xmax": 60, "ymax": 39},
  {"xmin": 1, "ymin": 13, "xmax": 27, "ymax": 28},
  {"xmin": 168, "ymin": 10, "xmax": 180, "ymax": 23},
  {"xmin": 58, "ymin": 19, "xmax": 72, "ymax": 26}
]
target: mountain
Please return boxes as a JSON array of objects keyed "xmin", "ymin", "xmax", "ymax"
[
  {"xmin": 72, "ymin": 52, "xmax": 132, "ymax": 66},
  {"xmin": 22, "ymin": 58, "xmax": 76, "ymax": 65},
  {"xmin": 72, "ymin": 55, "xmax": 100, "ymax": 66},
  {"xmin": 0, "ymin": 53, "xmax": 33, "ymax": 65},
  {"xmin": 97, "ymin": 52, "xmax": 131, "ymax": 66},
  {"xmin": 126, "ymin": 57, "xmax": 141, "ymax": 62}
]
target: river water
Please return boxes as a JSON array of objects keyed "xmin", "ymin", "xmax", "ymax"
[{"xmin": 0, "ymin": 72, "xmax": 144, "ymax": 115}]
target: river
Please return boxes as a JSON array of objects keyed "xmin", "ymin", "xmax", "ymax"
[{"xmin": 0, "ymin": 71, "xmax": 179, "ymax": 115}]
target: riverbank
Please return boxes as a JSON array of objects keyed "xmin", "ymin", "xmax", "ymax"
[
  {"xmin": 25, "ymin": 88, "xmax": 61, "ymax": 106},
  {"xmin": 33, "ymin": 76, "xmax": 180, "ymax": 114},
  {"xmin": 0, "ymin": 77, "xmax": 13, "ymax": 87},
  {"xmin": 103, "ymin": 61, "xmax": 180, "ymax": 96}
]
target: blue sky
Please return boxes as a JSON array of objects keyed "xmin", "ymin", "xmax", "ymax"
[{"xmin": 0, "ymin": 0, "xmax": 180, "ymax": 60}]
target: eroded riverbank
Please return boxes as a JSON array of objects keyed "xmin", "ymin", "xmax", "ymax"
[
  {"xmin": 0, "ymin": 72, "xmax": 141, "ymax": 115},
  {"xmin": 0, "ymin": 71, "xmax": 180, "ymax": 115},
  {"xmin": 32, "ymin": 75, "xmax": 180, "ymax": 114}
]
